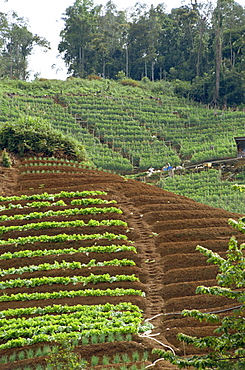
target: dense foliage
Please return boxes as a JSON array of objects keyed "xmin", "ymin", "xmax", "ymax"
[
  {"xmin": 58, "ymin": 0, "xmax": 245, "ymax": 106},
  {"xmin": 0, "ymin": 116, "xmax": 88, "ymax": 160}
]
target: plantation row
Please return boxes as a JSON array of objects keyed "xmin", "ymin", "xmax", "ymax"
[
  {"xmin": 0, "ymin": 347, "xmax": 148, "ymax": 369},
  {"xmin": 0, "ymin": 244, "xmax": 137, "ymax": 260},
  {"xmin": 0, "ymin": 273, "xmax": 139, "ymax": 289},
  {"xmin": 0, "ymin": 190, "xmax": 108, "ymax": 203},
  {"xmin": 0, "ymin": 207, "xmax": 123, "ymax": 222},
  {"xmin": 0, "ymin": 288, "xmax": 144, "ymax": 311},
  {"xmin": 0, "ymin": 219, "xmax": 126, "ymax": 235},
  {"xmin": 0, "ymin": 258, "xmax": 136, "ymax": 277},
  {"xmin": 0, "ymin": 302, "xmax": 141, "ymax": 319},
  {"xmin": 0, "ymin": 198, "xmax": 116, "ymax": 212},
  {"xmin": 0, "ymin": 232, "xmax": 129, "ymax": 246}
]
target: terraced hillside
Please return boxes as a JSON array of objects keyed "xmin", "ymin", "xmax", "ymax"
[
  {"xmin": 0, "ymin": 157, "xmax": 242, "ymax": 369},
  {"xmin": 1, "ymin": 78, "xmax": 245, "ymax": 215}
]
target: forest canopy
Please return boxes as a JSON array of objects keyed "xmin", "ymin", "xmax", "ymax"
[
  {"xmin": 1, "ymin": 0, "xmax": 245, "ymax": 106},
  {"xmin": 57, "ymin": 0, "xmax": 245, "ymax": 106}
]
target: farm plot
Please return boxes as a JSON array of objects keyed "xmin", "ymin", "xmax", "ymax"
[
  {"xmin": 2, "ymin": 79, "xmax": 245, "ymax": 175},
  {"xmin": 0, "ymin": 155, "xmax": 243, "ymax": 370},
  {"xmin": 0, "ymin": 171, "xmax": 149, "ymax": 369},
  {"xmin": 61, "ymin": 93, "xmax": 245, "ymax": 169}
]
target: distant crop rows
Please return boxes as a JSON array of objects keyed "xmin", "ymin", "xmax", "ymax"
[
  {"xmin": 160, "ymin": 169, "xmax": 245, "ymax": 214},
  {"xmin": 3, "ymin": 90, "xmax": 244, "ymax": 173}
]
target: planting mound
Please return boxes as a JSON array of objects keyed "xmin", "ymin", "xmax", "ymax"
[{"xmin": 0, "ymin": 157, "xmax": 242, "ymax": 370}]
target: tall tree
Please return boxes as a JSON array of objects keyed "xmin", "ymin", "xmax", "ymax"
[
  {"xmin": 212, "ymin": 0, "xmax": 223, "ymax": 104},
  {"xmin": 158, "ymin": 4, "xmax": 203, "ymax": 81},
  {"xmin": 90, "ymin": 1, "xmax": 128, "ymax": 78},
  {"xmin": 192, "ymin": 1, "xmax": 212, "ymax": 77},
  {"xmin": 59, "ymin": 0, "xmax": 100, "ymax": 77},
  {"xmin": 128, "ymin": 3, "xmax": 164, "ymax": 80},
  {"xmin": 0, "ymin": 12, "xmax": 50, "ymax": 80},
  {"xmin": 221, "ymin": 0, "xmax": 245, "ymax": 71}
]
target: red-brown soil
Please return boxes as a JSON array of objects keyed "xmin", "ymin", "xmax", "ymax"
[{"xmin": 0, "ymin": 158, "xmax": 243, "ymax": 369}]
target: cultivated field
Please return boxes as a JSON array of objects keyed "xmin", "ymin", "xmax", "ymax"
[{"xmin": 0, "ymin": 157, "xmax": 242, "ymax": 369}]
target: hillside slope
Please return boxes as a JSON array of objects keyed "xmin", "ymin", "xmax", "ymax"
[
  {"xmin": 1, "ymin": 78, "xmax": 245, "ymax": 215},
  {"xmin": 0, "ymin": 157, "xmax": 242, "ymax": 369}
]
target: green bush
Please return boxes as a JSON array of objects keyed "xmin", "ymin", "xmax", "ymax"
[
  {"xmin": 0, "ymin": 116, "xmax": 87, "ymax": 161},
  {"xmin": 120, "ymin": 79, "xmax": 141, "ymax": 88},
  {"xmin": 1, "ymin": 149, "xmax": 11, "ymax": 167}
]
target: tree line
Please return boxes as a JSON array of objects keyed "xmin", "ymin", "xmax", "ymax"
[
  {"xmin": 1, "ymin": 0, "xmax": 245, "ymax": 106},
  {"xmin": 58, "ymin": 0, "xmax": 245, "ymax": 106}
]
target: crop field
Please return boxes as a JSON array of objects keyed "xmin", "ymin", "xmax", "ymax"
[
  {"xmin": 0, "ymin": 156, "xmax": 243, "ymax": 369},
  {"xmin": 160, "ymin": 169, "xmax": 245, "ymax": 214},
  {"xmin": 1, "ymin": 78, "xmax": 245, "ymax": 213},
  {"xmin": 1, "ymin": 78, "xmax": 245, "ymax": 172},
  {"xmin": 0, "ymin": 158, "xmax": 148, "ymax": 369}
]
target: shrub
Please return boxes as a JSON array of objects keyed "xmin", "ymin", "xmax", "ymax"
[
  {"xmin": 88, "ymin": 75, "xmax": 102, "ymax": 80},
  {"xmin": 1, "ymin": 149, "xmax": 11, "ymax": 167},
  {"xmin": 120, "ymin": 79, "xmax": 141, "ymax": 88},
  {"xmin": 0, "ymin": 116, "xmax": 87, "ymax": 161}
]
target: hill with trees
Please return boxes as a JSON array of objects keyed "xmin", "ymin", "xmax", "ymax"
[
  {"xmin": 1, "ymin": 0, "xmax": 245, "ymax": 107},
  {"xmin": 58, "ymin": 0, "xmax": 245, "ymax": 107}
]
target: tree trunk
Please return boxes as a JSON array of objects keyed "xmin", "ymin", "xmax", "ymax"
[
  {"xmin": 102, "ymin": 56, "xmax": 105, "ymax": 78},
  {"xmin": 151, "ymin": 61, "xmax": 155, "ymax": 81},
  {"xmin": 125, "ymin": 45, "xmax": 129, "ymax": 77},
  {"xmin": 144, "ymin": 60, "xmax": 147, "ymax": 77},
  {"xmin": 213, "ymin": 0, "xmax": 222, "ymax": 105}
]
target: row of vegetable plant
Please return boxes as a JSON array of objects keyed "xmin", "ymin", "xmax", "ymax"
[
  {"xmin": 0, "ymin": 219, "xmax": 127, "ymax": 236},
  {"xmin": 0, "ymin": 287, "xmax": 145, "ymax": 303},
  {"xmin": 0, "ymin": 244, "xmax": 137, "ymax": 260},
  {"xmin": 0, "ymin": 232, "xmax": 129, "ymax": 246},
  {"xmin": 0, "ymin": 198, "xmax": 116, "ymax": 212},
  {"xmin": 0, "ymin": 258, "xmax": 136, "ymax": 277},
  {"xmin": 0, "ymin": 190, "xmax": 108, "ymax": 203},
  {"xmin": 0, "ymin": 302, "xmax": 141, "ymax": 319},
  {"xmin": 0, "ymin": 273, "xmax": 139, "ymax": 289}
]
